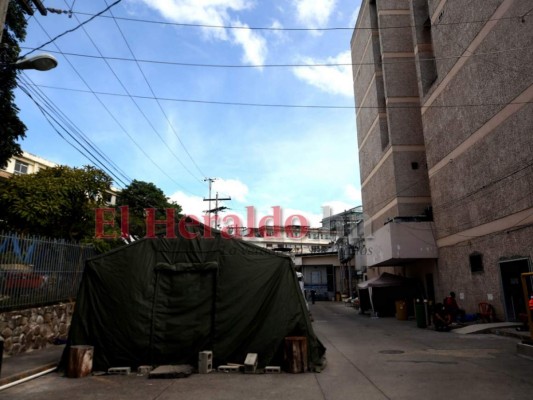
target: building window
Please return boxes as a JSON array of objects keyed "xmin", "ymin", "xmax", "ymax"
[
  {"xmin": 14, "ymin": 160, "xmax": 29, "ymax": 174},
  {"xmin": 470, "ymin": 252, "xmax": 484, "ymax": 273}
]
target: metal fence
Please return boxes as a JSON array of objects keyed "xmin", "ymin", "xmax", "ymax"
[{"xmin": 0, "ymin": 232, "xmax": 97, "ymax": 312}]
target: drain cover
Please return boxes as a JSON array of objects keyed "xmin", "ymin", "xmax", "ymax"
[{"xmin": 379, "ymin": 350, "xmax": 405, "ymax": 354}]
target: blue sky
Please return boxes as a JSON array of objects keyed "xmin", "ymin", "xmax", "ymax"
[{"xmin": 15, "ymin": 0, "xmax": 362, "ymax": 227}]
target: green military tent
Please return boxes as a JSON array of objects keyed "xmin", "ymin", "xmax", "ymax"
[{"xmin": 63, "ymin": 230, "xmax": 325, "ymax": 372}]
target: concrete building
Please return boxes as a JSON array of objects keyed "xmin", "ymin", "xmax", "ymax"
[
  {"xmin": 1, "ymin": 151, "xmax": 119, "ymax": 206},
  {"xmin": 0, "ymin": 151, "xmax": 57, "ymax": 178},
  {"xmin": 241, "ymin": 225, "xmax": 333, "ymax": 255},
  {"xmin": 351, "ymin": 0, "xmax": 533, "ymax": 320}
]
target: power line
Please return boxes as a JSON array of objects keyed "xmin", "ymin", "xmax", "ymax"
[
  {"xmin": 18, "ymin": 74, "xmax": 133, "ymax": 185},
  {"xmin": 67, "ymin": 10, "xmax": 524, "ymax": 32},
  {"xmin": 29, "ymin": 18, "xmax": 202, "ymax": 197},
  {"xmin": 63, "ymin": 5, "xmax": 206, "ymax": 185},
  {"xmin": 18, "ymin": 44, "xmax": 532, "ymax": 69},
  {"xmin": 21, "ymin": 0, "xmax": 123, "ymax": 58},
  {"xmin": 17, "ymin": 80, "xmax": 131, "ymax": 188},
  {"xmin": 25, "ymin": 83, "xmax": 533, "ymax": 110},
  {"xmin": 102, "ymin": 0, "xmax": 206, "ymax": 180}
]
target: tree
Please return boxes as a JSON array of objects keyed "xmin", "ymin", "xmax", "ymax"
[
  {"xmin": 0, "ymin": 165, "xmax": 113, "ymax": 240},
  {"xmin": 0, "ymin": 2, "xmax": 27, "ymax": 168},
  {"xmin": 117, "ymin": 180, "xmax": 183, "ymax": 238}
]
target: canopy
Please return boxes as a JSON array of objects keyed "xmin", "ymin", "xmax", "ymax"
[
  {"xmin": 357, "ymin": 272, "xmax": 417, "ymax": 289},
  {"xmin": 357, "ymin": 273, "xmax": 420, "ymax": 317},
  {"xmin": 62, "ymin": 231, "xmax": 325, "ymax": 371}
]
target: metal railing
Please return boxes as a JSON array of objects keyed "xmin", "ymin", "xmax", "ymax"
[{"xmin": 0, "ymin": 232, "xmax": 97, "ymax": 312}]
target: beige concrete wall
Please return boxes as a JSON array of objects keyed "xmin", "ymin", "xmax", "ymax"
[{"xmin": 436, "ymin": 227, "xmax": 533, "ymax": 320}]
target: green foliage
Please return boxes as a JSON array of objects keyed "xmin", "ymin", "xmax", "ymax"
[
  {"xmin": 117, "ymin": 180, "xmax": 183, "ymax": 238},
  {"xmin": 0, "ymin": 3, "xmax": 28, "ymax": 169},
  {"xmin": 0, "ymin": 165, "xmax": 113, "ymax": 240}
]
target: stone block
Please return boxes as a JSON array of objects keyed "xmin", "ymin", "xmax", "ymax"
[
  {"xmin": 217, "ymin": 365, "xmax": 240, "ymax": 373},
  {"xmin": 198, "ymin": 351, "xmax": 213, "ymax": 374},
  {"xmin": 244, "ymin": 353, "xmax": 258, "ymax": 374},
  {"xmin": 137, "ymin": 365, "xmax": 153, "ymax": 375},
  {"xmin": 108, "ymin": 367, "xmax": 131, "ymax": 375}
]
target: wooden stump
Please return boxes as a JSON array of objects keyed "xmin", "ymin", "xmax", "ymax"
[
  {"xmin": 284, "ymin": 336, "xmax": 308, "ymax": 373},
  {"xmin": 67, "ymin": 345, "xmax": 94, "ymax": 378}
]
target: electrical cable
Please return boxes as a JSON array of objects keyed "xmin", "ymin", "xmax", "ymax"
[
  {"xmin": 64, "ymin": 2, "xmax": 206, "ymax": 185},
  {"xmin": 18, "ymin": 73, "xmax": 133, "ymax": 185},
  {"xmin": 18, "ymin": 44, "xmax": 533, "ymax": 69},
  {"xmin": 24, "ymin": 83, "xmax": 533, "ymax": 110},
  {"xmin": 17, "ymin": 80, "xmax": 130, "ymax": 188},
  {"xmin": 21, "ymin": 0, "xmax": 123, "ymax": 58},
  {"xmin": 66, "ymin": 10, "xmax": 525, "ymax": 32},
  {"xmin": 102, "ymin": 0, "xmax": 206, "ymax": 180},
  {"xmin": 29, "ymin": 17, "xmax": 203, "ymax": 197}
]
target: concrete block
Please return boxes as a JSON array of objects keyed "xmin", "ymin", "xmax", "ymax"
[
  {"xmin": 137, "ymin": 365, "xmax": 153, "ymax": 375},
  {"xmin": 217, "ymin": 365, "xmax": 240, "ymax": 373},
  {"xmin": 244, "ymin": 353, "xmax": 258, "ymax": 374},
  {"xmin": 108, "ymin": 367, "xmax": 131, "ymax": 375},
  {"xmin": 265, "ymin": 366, "xmax": 281, "ymax": 374},
  {"xmin": 149, "ymin": 365, "xmax": 193, "ymax": 379},
  {"xmin": 198, "ymin": 351, "xmax": 213, "ymax": 374}
]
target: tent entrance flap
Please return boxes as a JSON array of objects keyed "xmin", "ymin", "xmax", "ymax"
[{"xmin": 150, "ymin": 263, "xmax": 218, "ymax": 366}]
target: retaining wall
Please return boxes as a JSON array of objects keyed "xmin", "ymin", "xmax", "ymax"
[{"xmin": 0, "ymin": 302, "xmax": 74, "ymax": 356}]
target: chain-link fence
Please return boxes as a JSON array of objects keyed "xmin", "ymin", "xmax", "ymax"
[{"xmin": 0, "ymin": 232, "xmax": 96, "ymax": 312}]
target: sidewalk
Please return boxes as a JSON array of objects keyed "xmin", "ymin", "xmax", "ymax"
[{"xmin": 0, "ymin": 344, "xmax": 64, "ymax": 388}]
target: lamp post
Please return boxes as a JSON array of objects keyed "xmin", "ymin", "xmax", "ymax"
[
  {"xmin": 12, "ymin": 54, "xmax": 57, "ymax": 71},
  {"xmin": 1, "ymin": 53, "xmax": 58, "ymax": 71}
]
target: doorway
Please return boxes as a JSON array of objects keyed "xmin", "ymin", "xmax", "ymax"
[
  {"xmin": 499, "ymin": 258, "xmax": 531, "ymax": 321},
  {"xmin": 151, "ymin": 263, "xmax": 217, "ymax": 365}
]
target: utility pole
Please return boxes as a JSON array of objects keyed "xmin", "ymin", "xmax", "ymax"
[
  {"xmin": 203, "ymin": 190, "xmax": 231, "ymax": 229},
  {"xmin": 0, "ymin": 1, "xmax": 9, "ymax": 43},
  {"xmin": 203, "ymin": 178, "xmax": 216, "ymax": 224}
]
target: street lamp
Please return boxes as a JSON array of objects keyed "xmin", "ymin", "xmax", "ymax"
[{"xmin": 12, "ymin": 54, "xmax": 58, "ymax": 71}]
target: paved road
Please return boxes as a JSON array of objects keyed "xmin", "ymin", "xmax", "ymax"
[{"xmin": 3, "ymin": 302, "xmax": 533, "ymax": 399}]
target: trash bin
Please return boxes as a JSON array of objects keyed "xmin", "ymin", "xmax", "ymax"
[
  {"xmin": 395, "ymin": 300, "xmax": 408, "ymax": 321},
  {"xmin": 415, "ymin": 302, "xmax": 427, "ymax": 328},
  {"xmin": 335, "ymin": 292, "xmax": 341, "ymax": 302}
]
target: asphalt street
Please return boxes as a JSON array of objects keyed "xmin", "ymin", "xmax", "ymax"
[{"xmin": 2, "ymin": 302, "xmax": 533, "ymax": 400}]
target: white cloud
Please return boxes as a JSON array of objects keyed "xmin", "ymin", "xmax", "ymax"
[
  {"xmin": 293, "ymin": 0, "xmax": 337, "ymax": 28},
  {"xmin": 231, "ymin": 20, "xmax": 268, "ymax": 65},
  {"xmin": 169, "ymin": 191, "xmax": 206, "ymax": 218},
  {"xmin": 140, "ymin": 0, "xmax": 266, "ymax": 65},
  {"xmin": 212, "ymin": 178, "xmax": 249, "ymax": 202},
  {"xmin": 345, "ymin": 183, "xmax": 361, "ymax": 203},
  {"xmin": 292, "ymin": 50, "xmax": 353, "ymax": 97}
]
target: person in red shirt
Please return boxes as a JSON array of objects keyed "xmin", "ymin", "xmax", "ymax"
[{"xmin": 443, "ymin": 291, "xmax": 466, "ymax": 322}]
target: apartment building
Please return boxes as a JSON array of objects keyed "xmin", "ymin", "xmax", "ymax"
[
  {"xmin": 0, "ymin": 151, "xmax": 57, "ymax": 178},
  {"xmin": 1, "ymin": 151, "xmax": 119, "ymax": 206},
  {"xmin": 351, "ymin": 0, "xmax": 533, "ymax": 320}
]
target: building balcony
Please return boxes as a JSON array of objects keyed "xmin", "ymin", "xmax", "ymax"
[{"xmin": 364, "ymin": 220, "xmax": 438, "ymax": 267}]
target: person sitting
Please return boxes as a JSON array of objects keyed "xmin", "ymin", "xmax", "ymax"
[
  {"xmin": 433, "ymin": 303, "xmax": 452, "ymax": 331},
  {"xmin": 443, "ymin": 291, "xmax": 466, "ymax": 322}
]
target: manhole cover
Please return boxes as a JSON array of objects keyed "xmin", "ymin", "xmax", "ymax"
[{"xmin": 379, "ymin": 350, "xmax": 405, "ymax": 354}]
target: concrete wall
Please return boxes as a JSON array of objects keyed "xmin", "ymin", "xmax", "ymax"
[{"xmin": 0, "ymin": 303, "xmax": 73, "ymax": 356}]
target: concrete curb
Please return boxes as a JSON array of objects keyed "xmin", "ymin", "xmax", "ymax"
[{"xmin": 0, "ymin": 361, "xmax": 58, "ymax": 388}]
